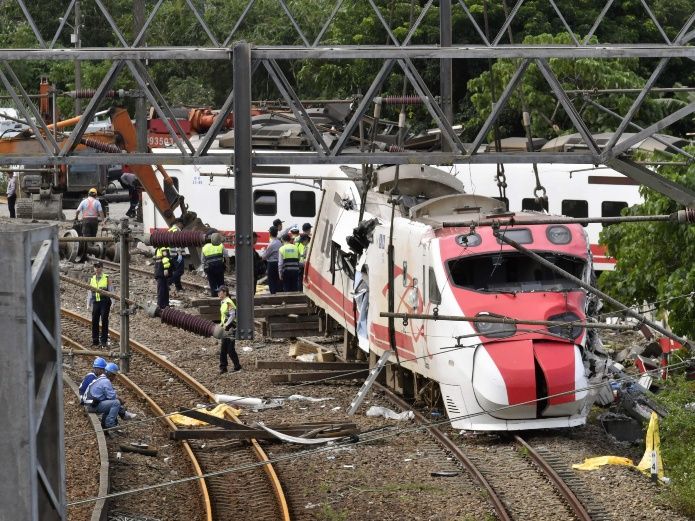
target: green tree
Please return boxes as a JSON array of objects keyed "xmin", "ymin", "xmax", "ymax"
[{"xmin": 598, "ymin": 153, "xmax": 695, "ymax": 338}]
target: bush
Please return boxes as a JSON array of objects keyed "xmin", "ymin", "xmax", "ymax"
[{"xmin": 655, "ymin": 375, "xmax": 695, "ymax": 517}]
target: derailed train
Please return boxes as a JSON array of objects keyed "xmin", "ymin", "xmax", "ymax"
[{"xmin": 304, "ymin": 164, "xmax": 611, "ymax": 431}]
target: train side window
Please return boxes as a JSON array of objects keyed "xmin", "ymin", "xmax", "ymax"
[
  {"xmin": 253, "ymin": 190, "xmax": 277, "ymax": 216},
  {"xmin": 290, "ymin": 191, "xmax": 316, "ymax": 217},
  {"xmin": 601, "ymin": 201, "xmax": 628, "ymax": 227},
  {"xmin": 428, "ymin": 267, "xmax": 441, "ymax": 305},
  {"xmin": 561, "ymin": 199, "xmax": 588, "ymax": 227},
  {"xmin": 521, "ymin": 197, "xmax": 548, "ymax": 212},
  {"xmin": 219, "ymin": 188, "xmax": 235, "ymax": 215}
]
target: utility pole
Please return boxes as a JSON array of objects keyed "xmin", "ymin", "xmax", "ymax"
[{"xmin": 74, "ymin": 0, "xmax": 81, "ymax": 115}]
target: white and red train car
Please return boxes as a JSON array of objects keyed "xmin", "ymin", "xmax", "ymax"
[
  {"xmin": 142, "ymin": 131, "xmax": 645, "ymax": 265},
  {"xmin": 304, "ymin": 165, "xmax": 610, "ymax": 430}
]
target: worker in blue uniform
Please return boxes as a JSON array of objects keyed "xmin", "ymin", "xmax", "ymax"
[
  {"xmin": 278, "ymin": 233, "xmax": 300, "ymax": 292},
  {"xmin": 84, "ymin": 362, "xmax": 136, "ymax": 436},
  {"xmin": 78, "ymin": 357, "xmax": 107, "ymax": 405},
  {"xmin": 154, "ymin": 246, "xmax": 171, "ymax": 309}
]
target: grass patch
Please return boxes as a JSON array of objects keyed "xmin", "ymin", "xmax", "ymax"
[
  {"xmin": 319, "ymin": 504, "xmax": 349, "ymax": 521},
  {"xmin": 654, "ymin": 375, "xmax": 695, "ymax": 518}
]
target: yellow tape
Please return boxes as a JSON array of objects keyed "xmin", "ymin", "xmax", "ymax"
[{"xmin": 170, "ymin": 404, "xmax": 241, "ymax": 426}]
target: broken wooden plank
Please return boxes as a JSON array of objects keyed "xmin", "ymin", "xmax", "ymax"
[
  {"xmin": 269, "ymin": 371, "xmax": 361, "ymax": 383},
  {"xmin": 254, "ymin": 293, "xmax": 308, "ymax": 306},
  {"xmin": 256, "ymin": 360, "xmax": 369, "ymax": 371},
  {"xmin": 289, "ymin": 343, "xmax": 319, "ymax": 357},
  {"xmin": 317, "ymin": 349, "xmax": 336, "ymax": 362},
  {"xmin": 178, "ymin": 409, "xmax": 249, "ymax": 430}
]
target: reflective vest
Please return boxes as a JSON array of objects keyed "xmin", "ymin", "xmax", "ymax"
[
  {"xmin": 279, "ymin": 243, "xmax": 300, "ymax": 272},
  {"xmin": 82, "ymin": 197, "xmax": 99, "ymax": 218},
  {"xmin": 220, "ymin": 296, "xmax": 236, "ymax": 326},
  {"xmin": 154, "ymin": 248, "xmax": 171, "ymax": 277},
  {"xmin": 297, "ymin": 242, "xmax": 306, "ymax": 263},
  {"xmin": 202, "ymin": 243, "xmax": 225, "ymax": 269},
  {"xmin": 90, "ymin": 274, "xmax": 110, "ymax": 302},
  {"xmin": 167, "ymin": 225, "xmax": 181, "ymax": 256}
]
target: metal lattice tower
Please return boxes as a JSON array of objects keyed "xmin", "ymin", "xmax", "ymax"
[{"xmin": 0, "ymin": 223, "xmax": 64, "ymax": 520}]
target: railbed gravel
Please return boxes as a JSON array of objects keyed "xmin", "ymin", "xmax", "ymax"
[{"xmin": 60, "ymin": 257, "xmax": 689, "ymax": 521}]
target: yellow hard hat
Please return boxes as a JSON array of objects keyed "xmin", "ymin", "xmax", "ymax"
[{"xmin": 88, "ymin": 187, "xmax": 97, "ymax": 195}]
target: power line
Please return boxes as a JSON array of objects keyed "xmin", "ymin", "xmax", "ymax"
[{"xmin": 67, "ymin": 358, "xmax": 692, "ymax": 507}]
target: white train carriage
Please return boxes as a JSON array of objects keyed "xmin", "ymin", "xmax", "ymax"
[{"xmin": 304, "ymin": 165, "xmax": 609, "ymax": 431}]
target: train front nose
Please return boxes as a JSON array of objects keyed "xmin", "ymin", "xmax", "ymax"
[{"xmin": 472, "ymin": 339, "xmax": 588, "ymax": 419}]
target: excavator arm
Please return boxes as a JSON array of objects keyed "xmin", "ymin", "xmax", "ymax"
[{"xmin": 109, "ymin": 107, "xmax": 181, "ymax": 227}]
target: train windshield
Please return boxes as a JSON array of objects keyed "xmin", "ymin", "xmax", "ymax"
[{"xmin": 447, "ymin": 252, "xmax": 585, "ymax": 293}]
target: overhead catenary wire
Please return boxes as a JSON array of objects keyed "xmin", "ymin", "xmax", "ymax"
[
  {"xmin": 66, "ymin": 358, "xmax": 693, "ymax": 507},
  {"xmin": 63, "ymin": 284, "xmax": 695, "ymax": 443}
]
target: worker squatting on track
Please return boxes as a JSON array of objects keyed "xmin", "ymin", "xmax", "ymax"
[
  {"xmin": 80, "ymin": 361, "xmax": 136, "ymax": 437},
  {"xmin": 89, "ymin": 261, "xmax": 112, "ymax": 348},
  {"xmin": 217, "ymin": 285, "xmax": 242, "ymax": 374},
  {"xmin": 74, "ymin": 188, "xmax": 105, "ymax": 238},
  {"xmin": 202, "ymin": 233, "xmax": 227, "ymax": 297}
]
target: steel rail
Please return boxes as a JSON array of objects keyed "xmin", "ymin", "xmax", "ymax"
[
  {"xmin": 514, "ymin": 436, "xmax": 592, "ymax": 521},
  {"xmin": 60, "ymin": 308, "xmax": 290, "ymax": 521},
  {"xmin": 59, "ymin": 317, "xmax": 214, "ymax": 521},
  {"xmin": 373, "ymin": 383, "xmax": 512, "ymax": 521}
]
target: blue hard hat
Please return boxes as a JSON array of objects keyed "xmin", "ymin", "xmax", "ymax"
[
  {"xmin": 93, "ymin": 357, "xmax": 107, "ymax": 369},
  {"xmin": 105, "ymin": 362, "xmax": 119, "ymax": 374}
]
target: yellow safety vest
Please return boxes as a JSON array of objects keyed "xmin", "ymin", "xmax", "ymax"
[
  {"xmin": 220, "ymin": 296, "xmax": 236, "ymax": 325},
  {"xmin": 154, "ymin": 247, "xmax": 171, "ymax": 270},
  {"xmin": 202, "ymin": 243, "xmax": 225, "ymax": 269},
  {"xmin": 297, "ymin": 242, "xmax": 306, "ymax": 262},
  {"xmin": 90, "ymin": 274, "xmax": 109, "ymax": 302}
]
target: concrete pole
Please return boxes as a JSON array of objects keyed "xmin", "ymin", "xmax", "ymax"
[
  {"xmin": 134, "ymin": 0, "xmax": 147, "ymax": 223},
  {"xmin": 119, "ymin": 218, "xmax": 131, "ymax": 373},
  {"xmin": 233, "ymin": 41, "xmax": 254, "ymax": 340}
]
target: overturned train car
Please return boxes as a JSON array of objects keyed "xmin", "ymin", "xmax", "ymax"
[{"xmin": 304, "ymin": 165, "xmax": 608, "ymax": 431}]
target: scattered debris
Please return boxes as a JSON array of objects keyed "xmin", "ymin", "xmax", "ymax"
[
  {"xmin": 119, "ymin": 444, "xmax": 158, "ymax": 457},
  {"xmin": 599, "ymin": 412, "xmax": 643, "ymax": 443},
  {"xmin": 431, "ymin": 471, "xmax": 460, "ymax": 477},
  {"xmin": 365, "ymin": 406, "xmax": 414, "ymax": 421}
]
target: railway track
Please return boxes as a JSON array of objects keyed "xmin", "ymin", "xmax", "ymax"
[
  {"xmin": 61, "ymin": 308, "xmax": 290, "ymax": 521},
  {"xmin": 374, "ymin": 383, "xmax": 604, "ymax": 521}
]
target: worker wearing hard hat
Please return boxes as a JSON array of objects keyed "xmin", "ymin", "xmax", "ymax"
[
  {"xmin": 78, "ymin": 357, "xmax": 107, "ymax": 406},
  {"xmin": 74, "ymin": 187, "xmax": 105, "ymax": 238},
  {"xmin": 202, "ymin": 232, "xmax": 228, "ymax": 297},
  {"xmin": 83, "ymin": 362, "xmax": 136, "ymax": 437}
]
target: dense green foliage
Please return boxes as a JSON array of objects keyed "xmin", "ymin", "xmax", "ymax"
[
  {"xmin": 598, "ymin": 154, "xmax": 695, "ymax": 338},
  {"xmin": 654, "ymin": 375, "xmax": 695, "ymax": 517},
  {"xmin": 0, "ymin": 0, "xmax": 693, "ymax": 134}
]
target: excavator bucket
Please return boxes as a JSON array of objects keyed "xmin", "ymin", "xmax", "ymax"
[{"xmin": 15, "ymin": 190, "xmax": 64, "ymax": 220}]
